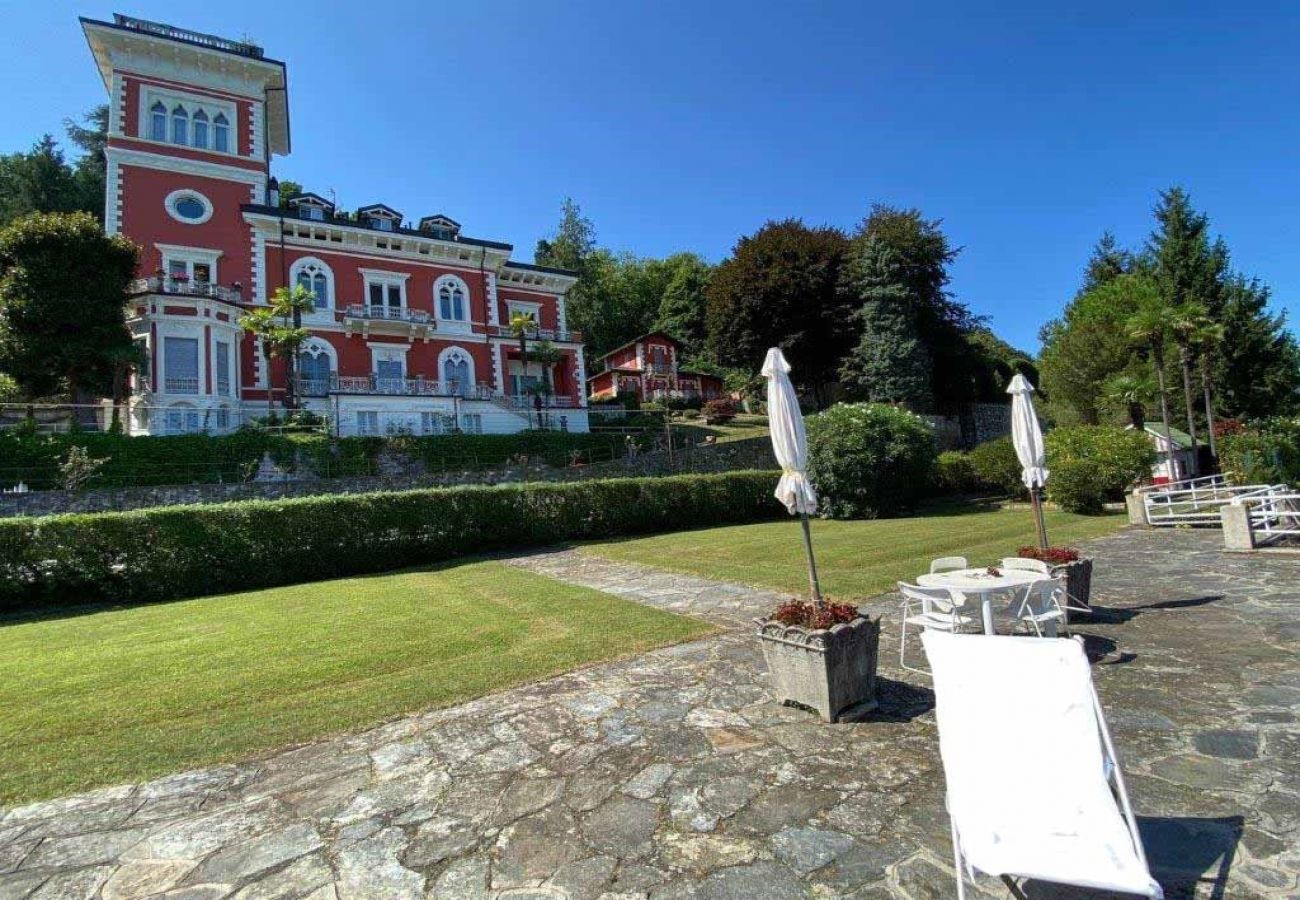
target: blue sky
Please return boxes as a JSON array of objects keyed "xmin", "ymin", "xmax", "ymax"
[{"xmin": 4, "ymin": 1, "xmax": 1298, "ymax": 351}]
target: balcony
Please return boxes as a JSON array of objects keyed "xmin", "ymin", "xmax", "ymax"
[
  {"xmin": 129, "ymin": 277, "xmax": 243, "ymax": 305},
  {"xmin": 487, "ymin": 324, "xmax": 583, "ymax": 344},
  {"xmin": 113, "ymin": 14, "xmax": 264, "ymax": 58},
  {"xmin": 297, "ymin": 375, "xmax": 496, "ymax": 400},
  {"xmin": 343, "ymin": 304, "xmax": 431, "ymax": 324},
  {"xmin": 503, "ymin": 394, "xmax": 580, "ymax": 409},
  {"xmin": 645, "ymin": 363, "xmax": 674, "ymax": 375},
  {"xmin": 163, "ymin": 377, "xmax": 200, "ymax": 394}
]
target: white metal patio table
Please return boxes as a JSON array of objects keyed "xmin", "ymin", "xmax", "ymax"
[{"xmin": 916, "ymin": 567, "xmax": 1052, "ymax": 636}]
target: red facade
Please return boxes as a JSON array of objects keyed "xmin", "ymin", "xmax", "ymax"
[
  {"xmin": 83, "ymin": 14, "xmax": 584, "ymax": 436},
  {"xmin": 587, "ymin": 332, "xmax": 725, "ymax": 404}
]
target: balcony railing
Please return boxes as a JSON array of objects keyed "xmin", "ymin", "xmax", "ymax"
[
  {"xmin": 163, "ymin": 377, "xmax": 200, "ymax": 394},
  {"xmin": 645, "ymin": 363, "xmax": 673, "ymax": 375},
  {"xmin": 487, "ymin": 324, "xmax": 583, "ymax": 343},
  {"xmin": 129, "ymin": 277, "xmax": 243, "ymax": 304},
  {"xmin": 297, "ymin": 375, "xmax": 496, "ymax": 399},
  {"xmin": 343, "ymin": 304, "xmax": 432, "ymax": 325},
  {"xmin": 504, "ymin": 394, "xmax": 579, "ymax": 408}
]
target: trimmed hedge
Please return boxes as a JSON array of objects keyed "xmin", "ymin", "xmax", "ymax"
[
  {"xmin": 0, "ymin": 470, "xmax": 783, "ymax": 612},
  {"xmin": 967, "ymin": 436, "xmax": 1026, "ymax": 498},
  {"xmin": 1043, "ymin": 425, "xmax": 1153, "ymax": 501},
  {"xmin": 0, "ymin": 430, "xmax": 644, "ymax": 490}
]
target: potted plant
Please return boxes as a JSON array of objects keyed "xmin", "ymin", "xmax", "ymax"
[
  {"xmin": 755, "ymin": 599, "xmax": 881, "ymax": 722},
  {"xmin": 1016, "ymin": 545, "xmax": 1093, "ymax": 611}
]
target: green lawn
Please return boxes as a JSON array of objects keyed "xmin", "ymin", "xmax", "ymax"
[
  {"xmin": 583, "ymin": 503, "xmax": 1126, "ymax": 599},
  {"xmin": 0, "ymin": 561, "xmax": 712, "ymax": 805}
]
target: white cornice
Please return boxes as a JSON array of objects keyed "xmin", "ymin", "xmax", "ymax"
[
  {"xmin": 244, "ymin": 213, "xmax": 512, "ymax": 271},
  {"xmin": 108, "ymin": 145, "xmax": 267, "ymax": 186}
]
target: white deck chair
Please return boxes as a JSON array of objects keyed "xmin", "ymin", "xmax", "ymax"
[
  {"xmin": 921, "ymin": 631, "xmax": 1163, "ymax": 899},
  {"xmin": 930, "ymin": 555, "xmax": 968, "ymax": 574},
  {"xmin": 898, "ymin": 582, "xmax": 976, "ymax": 675},
  {"xmin": 1000, "ymin": 556, "xmax": 1051, "ymax": 575}
]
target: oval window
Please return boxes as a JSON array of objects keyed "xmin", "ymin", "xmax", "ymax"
[{"xmin": 173, "ymin": 196, "xmax": 207, "ymax": 220}]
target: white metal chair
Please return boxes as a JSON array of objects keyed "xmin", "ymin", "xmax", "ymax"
[
  {"xmin": 1000, "ymin": 556, "xmax": 1051, "ymax": 576},
  {"xmin": 922, "ymin": 631, "xmax": 1163, "ymax": 899},
  {"xmin": 929, "ymin": 555, "xmax": 968, "ymax": 575},
  {"xmin": 898, "ymin": 582, "xmax": 976, "ymax": 675},
  {"xmin": 1006, "ymin": 575, "xmax": 1070, "ymax": 637}
]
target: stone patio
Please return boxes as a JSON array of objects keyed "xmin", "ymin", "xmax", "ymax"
[{"xmin": 0, "ymin": 527, "xmax": 1296, "ymax": 899}]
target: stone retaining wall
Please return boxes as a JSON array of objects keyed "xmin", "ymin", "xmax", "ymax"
[{"xmin": 0, "ymin": 438, "xmax": 775, "ymax": 518}]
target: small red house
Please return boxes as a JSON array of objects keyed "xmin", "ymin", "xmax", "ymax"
[{"xmin": 587, "ymin": 332, "xmax": 724, "ymax": 404}]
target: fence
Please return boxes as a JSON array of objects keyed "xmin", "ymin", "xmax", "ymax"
[{"xmin": 1222, "ymin": 487, "xmax": 1300, "ymax": 549}]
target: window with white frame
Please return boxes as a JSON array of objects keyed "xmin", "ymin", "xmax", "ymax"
[
  {"xmin": 150, "ymin": 102, "xmax": 167, "ymax": 141},
  {"xmin": 159, "ymin": 246, "xmax": 221, "ymax": 284},
  {"xmin": 461, "ymin": 414, "xmax": 483, "ymax": 434},
  {"xmin": 214, "ymin": 340, "xmax": 231, "ymax": 395},
  {"xmin": 140, "ymin": 89, "xmax": 236, "ymax": 154},
  {"xmin": 163, "ymin": 337, "xmax": 200, "ymax": 394},
  {"xmin": 216, "ymin": 406, "xmax": 230, "ymax": 430},
  {"xmin": 291, "ymin": 258, "xmax": 333, "ymax": 312},
  {"xmin": 356, "ymin": 410, "xmax": 380, "ymax": 436},
  {"xmin": 164, "ymin": 403, "xmax": 201, "ymax": 434},
  {"xmin": 436, "ymin": 277, "xmax": 469, "ymax": 322},
  {"xmin": 192, "ymin": 109, "xmax": 209, "ymax": 149},
  {"xmin": 362, "ymin": 271, "xmax": 407, "ymax": 316}
]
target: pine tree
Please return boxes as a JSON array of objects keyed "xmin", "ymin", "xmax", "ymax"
[
  {"xmin": 838, "ymin": 238, "xmax": 931, "ymax": 406},
  {"xmin": 1079, "ymin": 231, "xmax": 1133, "ymax": 295}
]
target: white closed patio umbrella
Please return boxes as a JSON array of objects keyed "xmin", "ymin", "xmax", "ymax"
[
  {"xmin": 1007, "ymin": 373, "xmax": 1049, "ymax": 549},
  {"xmin": 762, "ymin": 347, "xmax": 823, "ymax": 604}
]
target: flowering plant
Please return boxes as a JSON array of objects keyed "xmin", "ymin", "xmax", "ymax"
[
  {"xmin": 771, "ymin": 599, "xmax": 860, "ymax": 630},
  {"xmin": 1015, "ymin": 546, "xmax": 1080, "ymax": 564}
]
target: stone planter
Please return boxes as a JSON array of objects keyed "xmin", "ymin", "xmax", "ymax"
[
  {"xmin": 1051, "ymin": 557, "xmax": 1093, "ymax": 611},
  {"xmin": 755, "ymin": 615, "xmax": 881, "ymax": 722}
]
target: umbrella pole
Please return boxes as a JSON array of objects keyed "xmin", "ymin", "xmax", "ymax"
[
  {"xmin": 799, "ymin": 510, "xmax": 824, "ymax": 606},
  {"xmin": 1031, "ymin": 486, "xmax": 1049, "ymax": 550}
]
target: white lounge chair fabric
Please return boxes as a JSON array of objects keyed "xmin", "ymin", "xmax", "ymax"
[
  {"xmin": 929, "ymin": 556, "xmax": 968, "ymax": 574},
  {"xmin": 921, "ymin": 631, "xmax": 1162, "ymax": 898}
]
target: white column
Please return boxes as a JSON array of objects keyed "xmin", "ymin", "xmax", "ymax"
[
  {"xmin": 575, "ymin": 350, "xmax": 588, "ymax": 407},
  {"xmin": 492, "ymin": 342, "xmax": 505, "ymax": 394}
]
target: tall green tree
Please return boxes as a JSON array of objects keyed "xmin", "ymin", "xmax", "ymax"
[
  {"xmin": 63, "ymin": 105, "xmax": 108, "ymax": 222},
  {"xmin": 706, "ymin": 219, "xmax": 850, "ymax": 403},
  {"xmin": 1125, "ymin": 276, "xmax": 1178, "ymax": 472},
  {"xmin": 239, "ymin": 285, "xmax": 312, "ymax": 414},
  {"xmin": 838, "ymin": 238, "xmax": 931, "ymax": 406},
  {"xmin": 653, "ymin": 252, "xmax": 712, "ymax": 357},
  {"xmin": 0, "ymin": 212, "xmax": 138, "ymax": 401},
  {"xmin": 1079, "ymin": 230, "xmax": 1135, "ymax": 295},
  {"xmin": 0, "ymin": 137, "xmax": 84, "ymax": 227}
]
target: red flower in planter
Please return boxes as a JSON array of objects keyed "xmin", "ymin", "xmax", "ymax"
[
  {"xmin": 771, "ymin": 600, "xmax": 860, "ymax": 629},
  {"xmin": 1016, "ymin": 545, "xmax": 1080, "ymax": 564}
]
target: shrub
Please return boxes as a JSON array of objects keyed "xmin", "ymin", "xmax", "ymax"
[
  {"xmin": 703, "ymin": 398, "xmax": 737, "ymax": 424},
  {"xmin": 1219, "ymin": 417, "xmax": 1300, "ymax": 485},
  {"xmin": 1044, "ymin": 425, "xmax": 1154, "ymax": 500},
  {"xmin": 933, "ymin": 450, "xmax": 980, "ymax": 494},
  {"xmin": 1047, "ymin": 458, "xmax": 1110, "ymax": 514},
  {"xmin": 967, "ymin": 436, "xmax": 1026, "ymax": 498},
  {"xmin": 805, "ymin": 403, "xmax": 936, "ymax": 519},
  {"xmin": 0, "ymin": 471, "xmax": 783, "ymax": 612}
]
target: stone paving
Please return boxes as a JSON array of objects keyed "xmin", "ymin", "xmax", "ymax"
[{"xmin": 0, "ymin": 527, "xmax": 1296, "ymax": 899}]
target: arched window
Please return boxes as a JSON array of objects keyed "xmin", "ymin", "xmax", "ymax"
[
  {"xmin": 212, "ymin": 113, "xmax": 230, "ymax": 153},
  {"xmin": 436, "ymin": 277, "xmax": 468, "ymax": 321},
  {"xmin": 439, "ymin": 347, "xmax": 475, "ymax": 397},
  {"xmin": 290, "ymin": 258, "xmax": 333, "ymax": 312},
  {"xmin": 150, "ymin": 102, "xmax": 167, "ymax": 141},
  {"xmin": 192, "ymin": 109, "xmax": 209, "ymax": 149},
  {"xmin": 298, "ymin": 350, "xmax": 333, "ymax": 396},
  {"xmin": 171, "ymin": 105, "xmax": 189, "ymax": 145}
]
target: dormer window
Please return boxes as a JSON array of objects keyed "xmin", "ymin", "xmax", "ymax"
[
  {"xmin": 358, "ymin": 205, "xmax": 403, "ymax": 233},
  {"xmin": 304, "ymin": 207, "xmax": 324, "ymax": 221},
  {"xmin": 372, "ymin": 217, "xmax": 394, "ymax": 232},
  {"xmin": 213, "ymin": 113, "xmax": 230, "ymax": 153},
  {"xmin": 171, "ymin": 105, "xmax": 189, "ymax": 145},
  {"xmin": 150, "ymin": 102, "xmax": 167, "ymax": 141}
]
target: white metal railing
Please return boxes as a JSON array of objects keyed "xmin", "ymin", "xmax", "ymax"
[
  {"xmin": 503, "ymin": 394, "xmax": 579, "ymax": 408},
  {"xmin": 1142, "ymin": 475, "xmax": 1283, "ymax": 526},
  {"xmin": 1233, "ymin": 487, "xmax": 1300, "ymax": 545},
  {"xmin": 162, "ymin": 376, "xmax": 200, "ymax": 394},
  {"xmin": 343, "ymin": 304, "xmax": 432, "ymax": 325},
  {"xmin": 114, "ymin": 14, "xmax": 265, "ymax": 58},
  {"xmin": 129, "ymin": 277, "xmax": 243, "ymax": 304},
  {"xmin": 487, "ymin": 324, "xmax": 583, "ymax": 343},
  {"xmin": 299, "ymin": 375, "xmax": 495, "ymax": 399}
]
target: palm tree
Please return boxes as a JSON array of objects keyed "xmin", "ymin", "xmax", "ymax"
[
  {"xmin": 241, "ymin": 286, "xmax": 312, "ymax": 420},
  {"xmin": 1102, "ymin": 373, "xmax": 1152, "ymax": 430},
  {"xmin": 530, "ymin": 340, "xmax": 563, "ymax": 396},
  {"xmin": 508, "ymin": 310, "xmax": 536, "ymax": 390},
  {"xmin": 1194, "ymin": 320, "xmax": 1227, "ymax": 461},
  {"xmin": 1126, "ymin": 281, "xmax": 1179, "ymax": 479},
  {"xmin": 1171, "ymin": 304, "xmax": 1209, "ymax": 476}
]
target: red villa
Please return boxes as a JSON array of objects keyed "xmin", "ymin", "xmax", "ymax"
[
  {"xmin": 82, "ymin": 14, "xmax": 587, "ymax": 435},
  {"xmin": 586, "ymin": 331, "xmax": 725, "ymax": 405}
]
